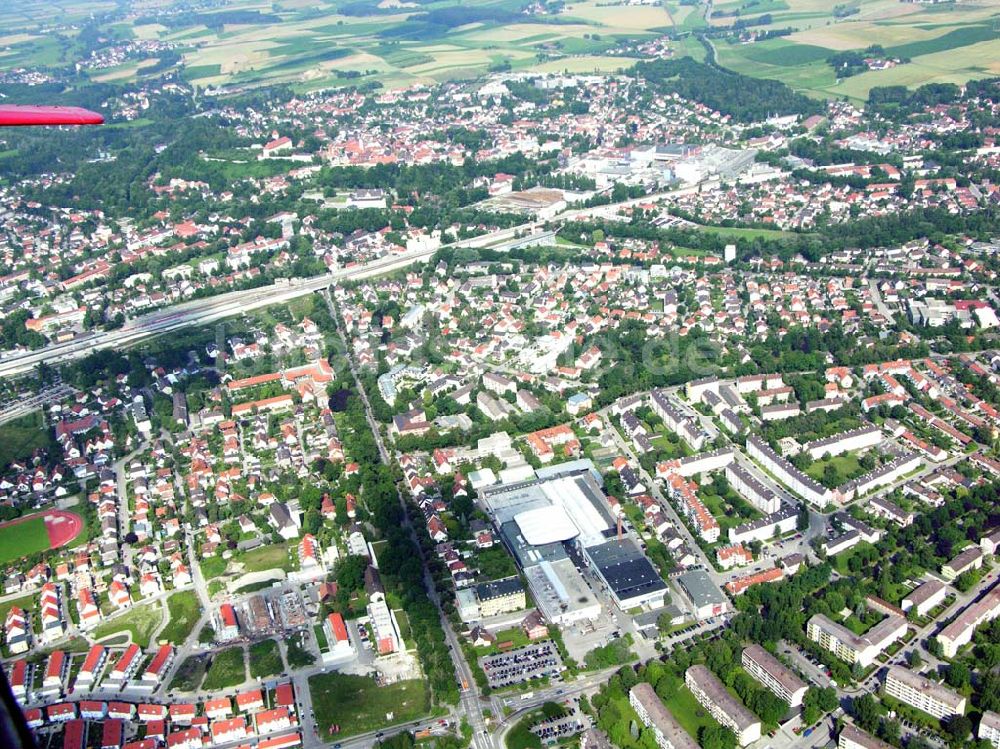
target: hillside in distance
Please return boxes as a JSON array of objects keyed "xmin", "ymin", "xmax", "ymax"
[{"xmin": 1, "ymin": 0, "xmax": 998, "ymax": 98}]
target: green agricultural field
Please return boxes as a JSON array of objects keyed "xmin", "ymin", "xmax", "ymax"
[
  {"xmin": 158, "ymin": 590, "xmax": 201, "ymax": 645},
  {"xmin": 92, "ymin": 602, "xmax": 164, "ymax": 648},
  {"xmin": 0, "ymin": 0, "xmax": 672, "ymax": 91},
  {"xmin": 711, "ymin": 0, "xmax": 1000, "ymax": 99},
  {"xmin": 202, "ymin": 646, "xmax": 247, "ymax": 691},
  {"xmin": 308, "ymin": 673, "xmax": 430, "ymax": 738},
  {"xmin": 249, "ymin": 639, "xmax": 283, "ymax": 679},
  {"xmin": 0, "ymin": 515, "xmax": 50, "ymax": 566}
]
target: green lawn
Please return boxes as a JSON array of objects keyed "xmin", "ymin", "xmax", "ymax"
[
  {"xmin": 805, "ymin": 453, "xmax": 863, "ymax": 489},
  {"xmin": 200, "ymin": 555, "xmax": 227, "ymax": 580},
  {"xmin": 663, "ymin": 685, "xmax": 721, "ymax": 740},
  {"xmin": 202, "ymin": 646, "xmax": 247, "ymax": 691},
  {"xmin": 308, "ymin": 673, "xmax": 430, "ymax": 737},
  {"xmin": 249, "ymin": 639, "xmax": 283, "ymax": 679},
  {"xmin": 235, "ymin": 543, "xmax": 295, "ymax": 574},
  {"xmin": 0, "ymin": 515, "xmax": 50, "ymax": 565},
  {"xmin": 169, "ymin": 654, "xmax": 210, "ymax": 692},
  {"xmin": 474, "ymin": 627, "xmax": 532, "ymax": 656},
  {"xmin": 0, "ymin": 413, "xmax": 50, "ymax": 473},
  {"xmin": 159, "ymin": 590, "xmax": 201, "ymax": 644},
  {"xmin": 286, "ymin": 631, "xmax": 315, "ymax": 668},
  {"xmin": 92, "ymin": 601, "xmax": 164, "ymax": 648}
]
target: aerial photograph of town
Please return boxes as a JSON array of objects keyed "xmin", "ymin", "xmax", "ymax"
[{"xmin": 1, "ymin": 0, "xmax": 1000, "ymax": 749}]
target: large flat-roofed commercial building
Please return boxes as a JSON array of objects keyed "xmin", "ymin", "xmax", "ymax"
[
  {"xmin": 629, "ymin": 683, "xmax": 699, "ymax": 749},
  {"xmin": 806, "ymin": 614, "xmax": 907, "ymax": 668},
  {"xmin": 685, "ymin": 665, "xmax": 761, "ymax": 747},
  {"xmin": 741, "ymin": 644, "xmax": 808, "ymax": 708},
  {"xmin": 979, "ymin": 710, "xmax": 1000, "ymax": 748},
  {"xmin": 883, "ymin": 665, "xmax": 966, "ymax": 720},
  {"xmin": 839, "ymin": 723, "xmax": 894, "ymax": 749},
  {"xmin": 585, "ymin": 538, "xmax": 667, "ymax": 610},
  {"xmin": 676, "ymin": 569, "xmax": 729, "ymax": 620},
  {"xmin": 475, "ymin": 577, "xmax": 526, "ymax": 617},
  {"xmin": 937, "ymin": 580, "xmax": 1000, "ymax": 657},
  {"xmin": 482, "ymin": 470, "xmax": 666, "ymax": 619}
]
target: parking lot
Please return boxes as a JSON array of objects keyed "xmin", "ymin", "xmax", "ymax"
[
  {"xmin": 531, "ymin": 709, "xmax": 584, "ymax": 744},
  {"xmin": 480, "ymin": 643, "xmax": 564, "ymax": 689}
]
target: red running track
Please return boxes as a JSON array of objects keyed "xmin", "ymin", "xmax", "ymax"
[
  {"xmin": 44, "ymin": 510, "xmax": 83, "ymax": 548},
  {"xmin": 0, "ymin": 510, "xmax": 85, "ymax": 549}
]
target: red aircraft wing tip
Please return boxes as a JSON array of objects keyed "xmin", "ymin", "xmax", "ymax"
[{"xmin": 0, "ymin": 105, "xmax": 104, "ymax": 127}]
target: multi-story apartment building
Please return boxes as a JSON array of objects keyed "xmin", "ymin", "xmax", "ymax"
[
  {"xmin": 724, "ymin": 463, "xmax": 780, "ymax": 514},
  {"xmin": 901, "ymin": 579, "xmax": 946, "ymax": 618},
  {"xmin": 803, "ymin": 425, "xmax": 883, "ymax": 461},
  {"xmin": 839, "ymin": 723, "xmax": 894, "ymax": 749},
  {"xmin": 475, "ymin": 576, "xmax": 526, "ymax": 617},
  {"xmin": 884, "ymin": 665, "xmax": 966, "ymax": 720},
  {"xmin": 806, "ymin": 614, "xmax": 907, "ymax": 668},
  {"xmin": 741, "ymin": 644, "xmax": 808, "ymax": 708},
  {"xmin": 979, "ymin": 710, "xmax": 1000, "ymax": 749},
  {"xmin": 629, "ymin": 683, "xmax": 699, "ymax": 749},
  {"xmin": 685, "ymin": 665, "xmax": 761, "ymax": 747},
  {"xmin": 937, "ymin": 581, "xmax": 1000, "ymax": 657},
  {"xmin": 747, "ymin": 435, "xmax": 832, "ymax": 508}
]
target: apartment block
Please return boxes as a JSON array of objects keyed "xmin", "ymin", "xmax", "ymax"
[
  {"xmin": 629, "ymin": 683, "xmax": 699, "ymax": 749},
  {"xmin": 806, "ymin": 613, "xmax": 906, "ymax": 668},
  {"xmin": 685, "ymin": 665, "xmax": 761, "ymax": 747},
  {"xmin": 741, "ymin": 644, "xmax": 808, "ymax": 708},
  {"xmin": 839, "ymin": 723, "xmax": 894, "ymax": 749},
  {"xmin": 884, "ymin": 665, "xmax": 965, "ymax": 720}
]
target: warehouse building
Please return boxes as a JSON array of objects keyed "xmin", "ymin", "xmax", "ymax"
[{"xmin": 676, "ymin": 569, "xmax": 730, "ymax": 620}]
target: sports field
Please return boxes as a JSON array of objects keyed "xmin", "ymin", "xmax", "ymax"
[{"xmin": 0, "ymin": 510, "xmax": 84, "ymax": 565}]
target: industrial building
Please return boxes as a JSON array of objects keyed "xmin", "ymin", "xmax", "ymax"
[
  {"xmin": 479, "ymin": 471, "xmax": 667, "ymax": 620},
  {"xmin": 676, "ymin": 569, "xmax": 729, "ymax": 620}
]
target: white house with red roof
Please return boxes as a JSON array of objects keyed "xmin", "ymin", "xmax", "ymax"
[
  {"xmin": 255, "ymin": 707, "xmax": 292, "ymax": 735},
  {"xmin": 212, "ymin": 717, "xmax": 248, "ymax": 745},
  {"xmin": 75, "ymin": 644, "xmax": 107, "ymax": 689}
]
